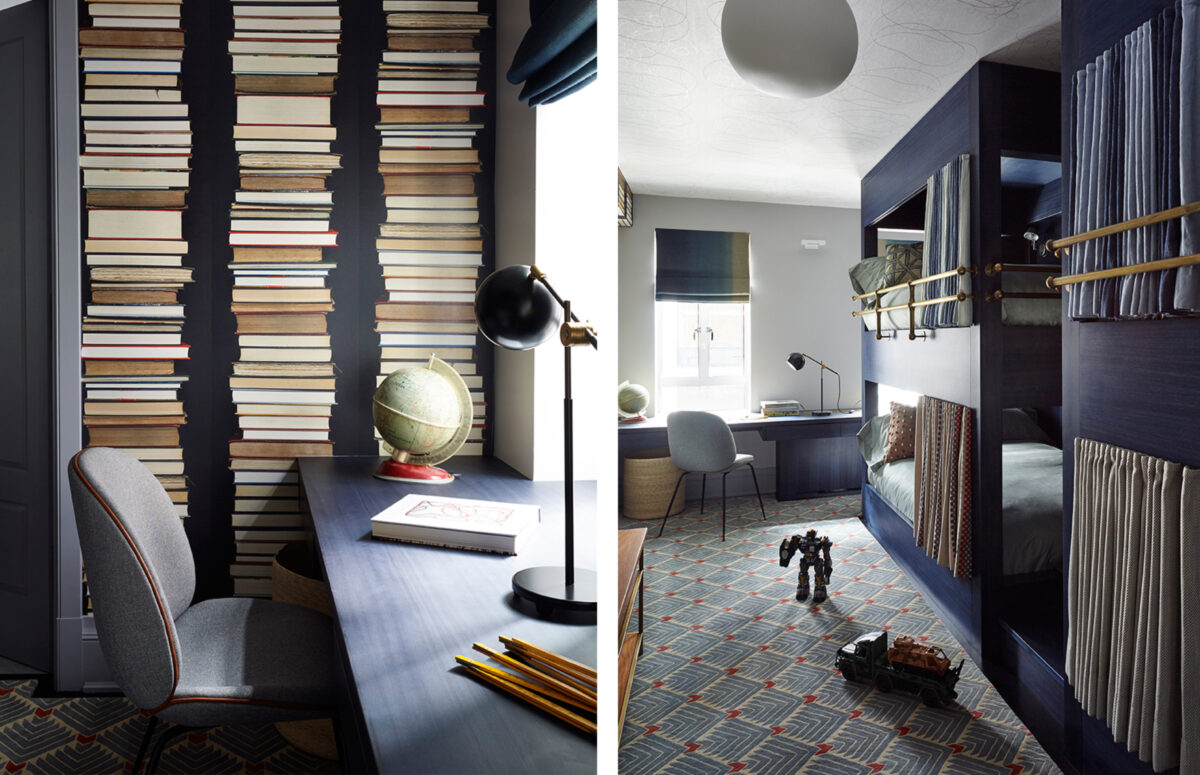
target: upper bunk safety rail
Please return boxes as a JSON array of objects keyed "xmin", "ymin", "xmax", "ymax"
[{"xmin": 1045, "ymin": 200, "xmax": 1200, "ymax": 290}]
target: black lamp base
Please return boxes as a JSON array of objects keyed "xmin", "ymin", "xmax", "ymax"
[{"xmin": 512, "ymin": 566, "xmax": 596, "ymax": 621}]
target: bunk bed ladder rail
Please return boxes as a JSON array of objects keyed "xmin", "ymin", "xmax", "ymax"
[{"xmin": 982, "ymin": 263, "xmax": 1062, "ymax": 302}]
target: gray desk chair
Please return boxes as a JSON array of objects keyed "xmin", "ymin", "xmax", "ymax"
[
  {"xmin": 68, "ymin": 448, "xmax": 336, "ymax": 774},
  {"xmin": 657, "ymin": 411, "xmax": 767, "ymax": 541}
]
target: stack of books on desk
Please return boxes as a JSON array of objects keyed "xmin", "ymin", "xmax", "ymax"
[
  {"xmin": 760, "ymin": 399, "xmax": 802, "ymax": 417},
  {"xmin": 372, "ymin": 0, "xmax": 490, "ymax": 456},
  {"xmin": 226, "ymin": 0, "xmax": 342, "ymax": 597},
  {"xmin": 79, "ymin": 0, "xmax": 193, "ymax": 519}
]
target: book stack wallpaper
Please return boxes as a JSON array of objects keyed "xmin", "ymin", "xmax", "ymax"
[
  {"xmin": 78, "ymin": 0, "xmax": 193, "ymax": 548},
  {"xmin": 373, "ymin": 0, "xmax": 490, "ymax": 456},
  {"xmin": 225, "ymin": 1, "xmax": 342, "ymax": 596}
]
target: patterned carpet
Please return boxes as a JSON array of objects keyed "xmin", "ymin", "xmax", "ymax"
[
  {"xmin": 0, "ymin": 679, "xmax": 338, "ymax": 774},
  {"xmin": 618, "ymin": 494, "xmax": 1062, "ymax": 775}
]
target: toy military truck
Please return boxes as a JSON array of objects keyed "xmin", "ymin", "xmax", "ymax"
[{"xmin": 835, "ymin": 631, "xmax": 964, "ymax": 706}]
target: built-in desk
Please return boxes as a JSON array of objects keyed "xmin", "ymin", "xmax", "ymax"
[
  {"xmin": 618, "ymin": 411, "xmax": 862, "ymax": 500},
  {"xmin": 299, "ymin": 455, "xmax": 596, "ymax": 774}
]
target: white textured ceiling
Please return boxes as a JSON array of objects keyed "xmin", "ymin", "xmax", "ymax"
[{"xmin": 619, "ymin": 0, "xmax": 1061, "ymax": 208}]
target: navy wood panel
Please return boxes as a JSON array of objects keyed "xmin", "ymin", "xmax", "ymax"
[
  {"xmin": 300, "ymin": 456, "xmax": 595, "ymax": 774},
  {"xmin": 0, "ymin": 0, "xmax": 52, "ymax": 671},
  {"xmin": 1001, "ymin": 327, "xmax": 1062, "ymax": 407},
  {"xmin": 861, "ymin": 77, "xmax": 971, "ymax": 227},
  {"xmin": 990, "ymin": 624, "xmax": 1069, "ymax": 772},
  {"xmin": 861, "ymin": 486, "xmax": 977, "ymax": 665},
  {"xmin": 860, "ymin": 329, "xmax": 976, "ymax": 408},
  {"xmin": 1060, "ymin": 2, "xmax": 1191, "ymax": 773}
]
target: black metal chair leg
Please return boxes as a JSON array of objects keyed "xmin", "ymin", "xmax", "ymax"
[
  {"xmin": 657, "ymin": 472, "xmax": 688, "ymax": 537},
  {"xmin": 699, "ymin": 474, "xmax": 707, "ymax": 513},
  {"xmin": 721, "ymin": 472, "xmax": 728, "ymax": 541},
  {"xmin": 747, "ymin": 463, "xmax": 767, "ymax": 520},
  {"xmin": 146, "ymin": 723, "xmax": 196, "ymax": 775},
  {"xmin": 131, "ymin": 714, "xmax": 158, "ymax": 774}
]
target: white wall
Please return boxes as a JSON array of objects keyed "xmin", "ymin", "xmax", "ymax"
[
  {"xmin": 493, "ymin": 0, "xmax": 616, "ymax": 484},
  {"xmin": 618, "ymin": 194, "xmax": 862, "ymax": 493},
  {"xmin": 492, "ymin": 0, "xmax": 538, "ymax": 477}
]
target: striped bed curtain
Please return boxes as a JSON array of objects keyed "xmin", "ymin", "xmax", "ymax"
[
  {"xmin": 911, "ymin": 396, "xmax": 973, "ymax": 578},
  {"xmin": 1069, "ymin": 0, "xmax": 1200, "ymax": 319},
  {"xmin": 1067, "ymin": 437, "xmax": 1200, "ymax": 771},
  {"xmin": 921, "ymin": 154, "xmax": 972, "ymax": 328}
]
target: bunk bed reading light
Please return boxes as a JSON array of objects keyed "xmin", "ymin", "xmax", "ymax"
[{"xmin": 786, "ymin": 352, "xmax": 839, "ymax": 416}]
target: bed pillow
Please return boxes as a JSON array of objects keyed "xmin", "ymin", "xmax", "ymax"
[
  {"xmin": 1002, "ymin": 408, "xmax": 1054, "ymax": 445},
  {"xmin": 883, "ymin": 242, "xmax": 923, "ymax": 286},
  {"xmin": 848, "ymin": 255, "xmax": 890, "ymax": 299},
  {"xmin": 883, "ymin": 402, "xmax": 916, "ymax": 462},
  {"xmin": 856, "ymin": 414, "xmax": 891, "ymax": 471}
]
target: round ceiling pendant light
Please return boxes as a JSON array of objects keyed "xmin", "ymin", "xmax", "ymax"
[{"xmin": 720, "ymin": 0, "xmax": 858, "ymax": 99}]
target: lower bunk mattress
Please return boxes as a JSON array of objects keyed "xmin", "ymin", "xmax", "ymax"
[{"xmin": 867, "ymin": 441, "xmax": 1062, "ymax": 576}]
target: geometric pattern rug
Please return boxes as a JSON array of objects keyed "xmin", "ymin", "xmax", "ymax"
[
  {"xmin": 618, "ymin": 494, "xmax": 1063, "ymax": 775},
  {"xmin": 0, "ymin": 679, "xmax": 338, "ymax": 774}
]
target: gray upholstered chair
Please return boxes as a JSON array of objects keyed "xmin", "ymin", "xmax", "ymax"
[
  {"xmin": 68, "ymin": 447, "xmax": 336, "ymax": 773},
  {"xmin": 657, "ymin": 411, "xmax": 767, "ymax": 541}
]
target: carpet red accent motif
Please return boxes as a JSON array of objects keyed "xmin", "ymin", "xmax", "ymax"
[
  {"xmin": 77, "ymin": 733, "xmax": 97, "ymax": 744},
  {"xmin": 848, "ymin": 711, "xmax": 863, "ymax": 719},
  {"xmin": 5, "ymin": 762, "xmax": 25, "ymax": 773},
  {"xmin": 895, "ymin": 726, "xmax": 910, "ymax": 736},
  {"xmin": 652, "ymin": 681, "xmax": 664, "ymax": 688},
  {"xmin": 729, "ymin": 763, "xmax": 746, "ymax": 772},
  {"xmin": 1005, "ymin": 766, "xmax": 1024, "ymax": 774},
  {"xmin": 33, "ymin": 708, "xmax": 52, "ymax": 719},
  {"xmin": 687, "ymin": 695, "xmax": 701, "ymax": 703},
  {"xmin": 683, "ymin": 743, "xmax": 700, "ymax": 753},
  {"xmin": 803, "ymin": 695, "xmax": 817, "ymax": 704},
  {"xmin": 869, "ymin": 764, "xmax": 884, "ymax": 773},
  {"xmin": 644, "ymin": 726, "xmax": 659, "ymax": 736},
  {"xmin": 949, "ymin": 744, "xmax": 965, "ymax": 753},
  {"xmin": 770, "ymin": 727, "xmax": 784, "ymax": 736},
  {"xmin": 725, "ymin": 710, "xmax": 741, "ymax": 719},
  {"xmin": 816, "ymin": 744, "xmax": 833, "ymax": 755}
]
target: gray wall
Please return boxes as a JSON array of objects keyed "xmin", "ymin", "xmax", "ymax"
[{"xmin": 618, "ymin": 193, "xmax": 862, "ymax": 494}]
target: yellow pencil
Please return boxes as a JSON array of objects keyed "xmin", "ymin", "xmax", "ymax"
[
  {"xmin": 510, "ymin": 649, "xmax": 598, "ymax": 695},
  {"xmin": 499, "ymin": 636, "xmax": 598, "ymax": 686},
  {"xmin": 456, "ymin": 656, "xmax": 597, "ymax": 734},
  {"xmin": 472, "ymin": 642, "xmax": 596, "ymax": 706},
  {"xmin": 454, "ymin": 655, "xmax": 595, "ymax": 713}
]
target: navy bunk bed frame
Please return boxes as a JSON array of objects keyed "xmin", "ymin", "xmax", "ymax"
[{"xmin": 857, "ymin": 61, "xmax": 1070, "ymax": 765}]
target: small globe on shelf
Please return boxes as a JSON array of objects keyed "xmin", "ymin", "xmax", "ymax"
[
  {"xmin": 372, "ymin": 356, "xmax": 472, "ymax": 483},
  {"xmin": 617, "ymin": 381, "xmax": 649, "ymax": 422}
]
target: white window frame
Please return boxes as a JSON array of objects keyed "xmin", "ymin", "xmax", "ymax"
[{"xmin": 654, "ymin": 300, "xmax": 751, "ymax": 414}]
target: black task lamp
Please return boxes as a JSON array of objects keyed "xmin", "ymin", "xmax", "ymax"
[
  {"xmin": 475, "ymin": 264, "xmax": 597, "ymax": 621},
  {"xmin": 787, "ymin": 352, "xmax": 840, "ymax": 416}
]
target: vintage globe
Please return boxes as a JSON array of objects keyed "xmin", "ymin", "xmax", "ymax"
[
  {"xmin": 372, "ymin": 356, "xmax": 471, "ymax": 483},
  {"xmin": 617, "ymin": 381, "xmax": 650, "ymax": 418}
]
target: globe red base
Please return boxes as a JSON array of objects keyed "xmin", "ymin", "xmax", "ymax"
[{"xmin": 373, "ymin": 459, "xmax": 455, "ymax": 484}]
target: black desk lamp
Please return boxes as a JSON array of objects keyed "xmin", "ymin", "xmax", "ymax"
[
  {"xmin": 475, "ymin": 264, "xmax": 597, "ymax": 621},
  {"xmin": 787, "ymin": 352, "xmax": 838, "ymax": 416}
]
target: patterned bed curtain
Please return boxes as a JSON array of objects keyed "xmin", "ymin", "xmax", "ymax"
[
  {"xmin": 921, "ymin": 154, "xmax": 972, "ymax": 328},
  {"xmin": 1069, "ymin": 0, "xmax": 1200, "ymax": 319},
  {"xmin": 1067, "ymin": 438, "xmax": 1200, "ymax": 771},
  {"xmin": 911, "ymin": 396, "xmax": 973, "ymax": 578}
]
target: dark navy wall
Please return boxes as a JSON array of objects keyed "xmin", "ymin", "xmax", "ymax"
[{"xmin": 1061, "ymin": 1, "xmax": 1193, "ymax": 772}]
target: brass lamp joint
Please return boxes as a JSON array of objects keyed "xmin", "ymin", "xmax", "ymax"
[{"xmin": 560, "ymin": 321, "xmax": 596, "ymax": 347}]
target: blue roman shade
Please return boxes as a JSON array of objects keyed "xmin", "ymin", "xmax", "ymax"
[
  {"xmin": 506, "ymin": 0, "xmax": 597, "ymax": 107},
  {"xmin": 654, "ymin": 229, "xmax": 751, "ymax": 303}
]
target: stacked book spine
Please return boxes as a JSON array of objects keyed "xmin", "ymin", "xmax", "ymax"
[
  {"xmin": 79, "ymin": 0, "xmax": 193, "ymax": 544},
  {"xmin": 227, "ymin": 1, "xmax": 342, "ymax": 596},
  {"xmin": 373, "ymin": 0, "xmax": 490, "ymax": 455}
]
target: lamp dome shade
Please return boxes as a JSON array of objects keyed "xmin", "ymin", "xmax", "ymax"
[
  {"xmin": 787, "ymin": 352, "xmax": 806, "ymax": 371},
  {"xmin": 474, "ymin": 264, "xmax": 563, "ymax": 350},
  {"xmin": 720, "ymin": 0, "xmax": 857, "ymax": 99}
]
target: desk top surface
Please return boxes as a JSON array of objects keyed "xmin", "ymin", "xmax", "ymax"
[
  {"xmin": 299, "ymin": 455, "xmax": 596, "ymax": 774},
  {"xmin": 618, "ymin": 410, "xmax": 861, "ymax": 435}
]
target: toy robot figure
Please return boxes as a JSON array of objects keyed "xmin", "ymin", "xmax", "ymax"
[{"xmin": 779, "ymin": 529, "xmax": 833, "ymax": 602}]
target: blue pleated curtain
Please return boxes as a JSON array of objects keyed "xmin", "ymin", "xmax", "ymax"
[
  {"xmin": 506, "ymin": 0, "xmax": 597, "ymax": 107},
  {"xmin": 1069, "ymin": 0, "xmax": 1200, "ymax": 319},
  {"xmin": 921, "ymin": 154, "xmax": 972, "ymax": 328},
  {"xmin": 654, "ymin": 229, "xmax": 750, "ymax": 303}
]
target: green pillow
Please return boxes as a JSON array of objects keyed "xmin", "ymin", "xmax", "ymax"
[
  {"xmin": 849, "ymin": 255, "xmax": 890, "ymax": 297},
  {"xmin": 883, "ymin": 242, "xmax": 923, "ymax": 286}
]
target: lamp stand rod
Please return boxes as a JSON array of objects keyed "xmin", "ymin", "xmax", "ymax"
[{"xmin": 563, "ymin": 302, "xmax": 574, "ymax": 588}]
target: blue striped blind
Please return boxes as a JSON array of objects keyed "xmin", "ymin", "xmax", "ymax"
[{"xmin": 654, "ymin": 229, "xmax": 750, "ymax": 303}]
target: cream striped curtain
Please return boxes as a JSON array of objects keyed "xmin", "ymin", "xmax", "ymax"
[
  {"xmin": 912, "ymin": 396, "xmax": 973, "ymax": 578},
  {"xmin": 1067, "ymin": 438, "xmax": 1200, "ymax": 772}
]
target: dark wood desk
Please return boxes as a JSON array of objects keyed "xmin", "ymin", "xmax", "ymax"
[
  {"xmin": 618, "ymin": 411, "xmax": 862, "ymax": 500},
  {"xmin": 299, "ymin": 455, "xmax": 596, "ymax": 774}
]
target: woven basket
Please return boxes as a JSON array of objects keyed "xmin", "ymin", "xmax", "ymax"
[
  {"xmin": 623, "ymin": 452, "xmax": 686, "ymax": 520},
  {"xmin": 272, "ymin": 542, "xmax": 337, "ymax": 760}
]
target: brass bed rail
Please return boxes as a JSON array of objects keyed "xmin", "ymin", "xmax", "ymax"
[
  {"xmin": 849, "ymin": 265, "xmax": 971, "ymax": 301},
  {"xmin": 1045, "ymin": 200, "xmax": 1200, "ymax": 290}
]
